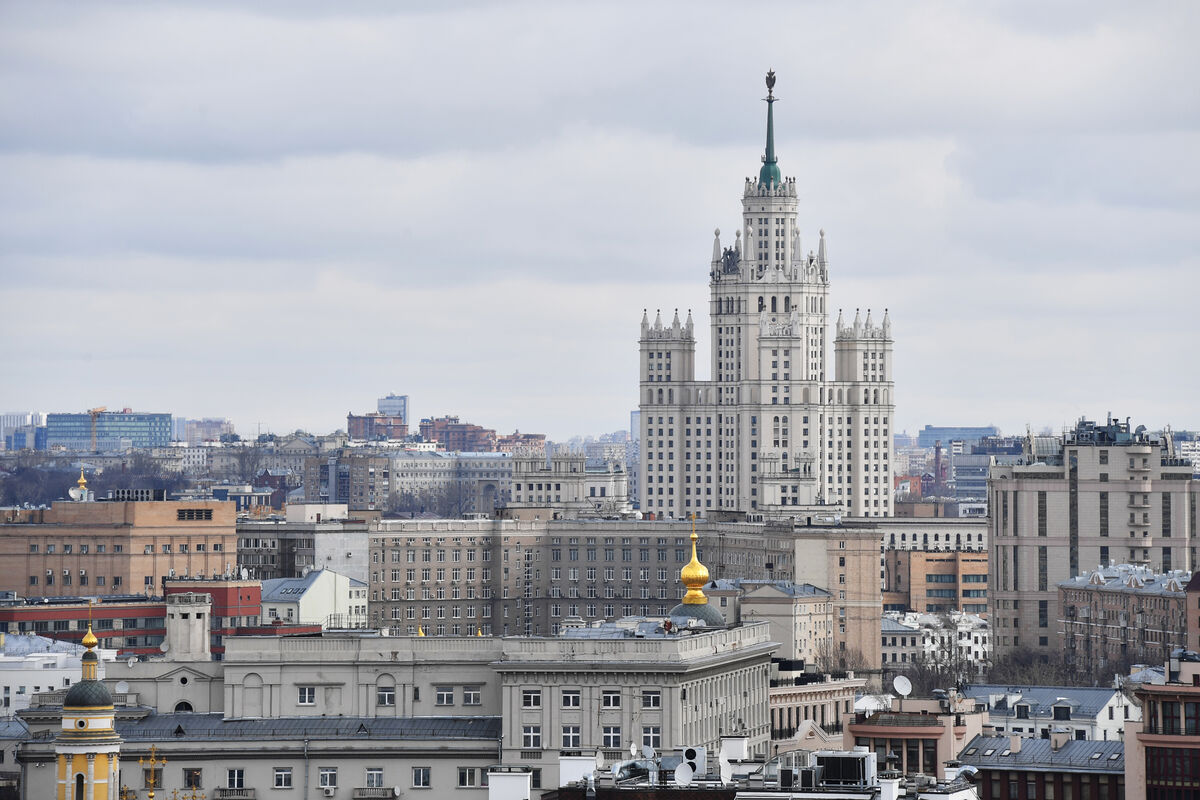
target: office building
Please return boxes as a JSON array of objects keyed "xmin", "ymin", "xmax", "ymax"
[
  {"xmin": 883, "ymin": 550, "xmax": 989, "ymax": 614},
  {"xmin": 377, "ymin": 393, "xmax": 409, "ymax": 424},
  {"xmin": 419, "ymin": 416, "xmax": 497, "ymax": 452},
  {"xmin": 1124, "ymin": 651, "xmax": 1200, "ymax": 800},
  {"xmin": 916, "ymin": 425, "xmax": 1000, "ymax": 449},
  {"xmin": 989, "ymin": 416, "xmax": 1199, "ymax": 659},
  {"xmin": 638, "ymin": 73, "xmax": 895, "ymax": 519},
  {"xmin": 45, "ymin": 410, "xmax": 171, "ymax": 451},
  {"xmin": 346, "ymin": 411, "xmax": 409, "ymax": 441}
]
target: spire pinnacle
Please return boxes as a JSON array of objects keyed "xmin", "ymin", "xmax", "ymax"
[{"xmin": 759, "ymin": 70, "xmax": 781, "ymax": 187}]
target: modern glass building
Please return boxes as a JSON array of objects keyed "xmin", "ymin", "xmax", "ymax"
[{"xmin": 45, "ymin": 412, "xmax": 172, "ymax": 451}]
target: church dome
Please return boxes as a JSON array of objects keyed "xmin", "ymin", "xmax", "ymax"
[
  {"xmin": 667, "ymin": 527, "xmax": 724, "ymax": 628},
  {"xmin": 64, "ymin": 631, "xmax": 112, "ymax": 710}
]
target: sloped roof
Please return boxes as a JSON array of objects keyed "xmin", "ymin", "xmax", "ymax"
[
  {"xmin": 962, "ymin": 685, "xmax": 1117, "ymax": 718},
  {"xmin": 117, "ymin": 713, "xmax": 500, "ymax": 742},
  {"xmin": 959, "ymin": 735, "xmax": 1123, "ymax": 774}
]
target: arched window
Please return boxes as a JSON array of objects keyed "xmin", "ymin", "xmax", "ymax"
[
  {"xmin": 873, "ymin": 389, "xmax": 879, "ymax": 404},
  {"xmin": 667, "ymin": 389, "xmax": 674, "ymax": 403},
  {"xmin": 864, "ymin": 388, "xmax": 870, "ymax": 404},
  {"xmin": 758, "ymin": 297, "xmax": 765, "ymax": 312},
  {"xmin": 837, "ymin": 389, "xmax": 843, "ymax": 404},
  {"xmin": 174, "ymin": 700, "xmax": 194, "ymax": 713},
  {"xmin": 76, "ymin": 775, "xmax": 85, "ymax": 798},
  {"xmin": 784, "ymin": 297, "xmax": 791, "ymax": 312},
  {"xmin": 771, "ymin": 296, "xmax": 777, "ymax": 313},
  {"xmin": 657, "ymin": 389, "xmax": 664, "ymax": 405}
]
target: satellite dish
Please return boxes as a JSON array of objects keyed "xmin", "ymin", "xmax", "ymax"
[
  {"xmin": 160, "ymin": 642, "xmax": 170, "ymax": 653},
  {"xmin": 642, "ymin": 744, "xmax": 656, "ymax": 760},
  {"xmin": 893, "ymin": 675, "xmax": 913, "ymax": 698},
  {"xmin": 126, "ymin": 656, "xmax": 136, "ymax": 668},
  {"xmin": 392, "ymin": 787, "xmax": 401, "ymax": 798},
  {"xmin": 674, "ymin": 763, "xmax": 694, "ymax": 786},
  {"xmin": 630, "ymin": 742, "xmax": 638, "ymax": 757}
]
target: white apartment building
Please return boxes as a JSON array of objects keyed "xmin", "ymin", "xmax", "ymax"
[
  {"xmin": 962, "ymin": 684, "xmax": 1138, "ymax": 742},
  {"xmin": 638, "ymin": 73, "xmax": 894, "ymax": 519}
]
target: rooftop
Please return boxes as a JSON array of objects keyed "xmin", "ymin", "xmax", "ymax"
[
  {"xmin": 961, "ymin": 685, "xmax": 1118, "ymax": 718},
  {"xmin": 959, "ymin": 735, "xmax": 1123, "ymax": 774}
]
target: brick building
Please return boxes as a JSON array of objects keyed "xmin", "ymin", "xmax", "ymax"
[
  {"xmin": 419, "ymin": 416, "xmax": 497, "ymax": 452},
  {"xmin": 1059, "ymin": 564, "xmax": 1190, "ymax": 676},
  {"xmin": 346, "ymin": 412, "xmax": 408, "ymax": 441},
  {"xmin": 0, "ymin": 495, "xmax": 236, "ymax": 598}
]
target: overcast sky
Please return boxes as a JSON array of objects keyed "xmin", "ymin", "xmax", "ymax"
[{"xmin": 1, "ymin": 1, "xmax": 1197, "ymax": 441}]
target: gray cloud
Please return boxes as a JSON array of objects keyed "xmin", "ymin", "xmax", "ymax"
[{"xmin": 1, "ymin": 1, "xmax": 1197, "ymax": 439}]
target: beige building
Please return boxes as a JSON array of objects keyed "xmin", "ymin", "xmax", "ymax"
[
  {"xmin": 638, "ymin": 74, "xmax": 895, "ymax": 521},
  {"xmin": 883, "ymin": 549, "xmax": 989, "ymax": 615},
  {"xmin": 989, "ymin": 417, "xmax": 1198, "ymax": 659},
  {"xmin": 768, "ymin": 664, "xmax": 866, "ymax": 752},
  {"xmin": 0, "ymin": 494, "xmax": 236, "ymax": 597},
  {"xmin": 793, "ymin": 525, "xmax": 882, "ymax": 670},
  {"xmin": 705, "ymin": 580, "xmax": 834, "ymax": 665},
  {"xmin": 507, "ymin": 454, "xmax": 631, "ymax": 520}
]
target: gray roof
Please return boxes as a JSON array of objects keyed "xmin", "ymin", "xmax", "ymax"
[
  {"xmin": 707, "ymin": 578, "xmax": 830, "ymax": 597},
  {"xmin": 959, "ymin": 735, "xmax": 1123, "ymax": 774},
  {"xmin": 261, "ymin": 569, "xmax": 364, "ymax": 602},
  {"xmin": 962, "ymin": 684, "xmax": 1117, "ymax": 719},
  {"xmin": 116, "ymin": 713, "xmax": 500, "ymax": 742},
  {"xmin": 0, "ymin": 718, "xmax": 29, "ymax": 740},
  {"xmin": 881, "ymin": 618, "xmax": 917, "ymax": 634}
]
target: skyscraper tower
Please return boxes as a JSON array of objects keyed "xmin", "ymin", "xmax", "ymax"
[
  {"xmin": 638, "ymin": 72, "xmax": 895, "ymax": 519},
  {"xmin": 54, "ymin": 624, "xmax": 121, "ymax": 800}
]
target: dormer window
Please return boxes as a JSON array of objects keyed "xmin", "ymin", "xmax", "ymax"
[{"xmin": 1016, "ymin": 705, "xmax": 1029, "ymax": 719}]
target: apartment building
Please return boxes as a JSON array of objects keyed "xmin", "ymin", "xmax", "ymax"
[
  {"xmin": 989, "ymin": 416, "xmax": 1198, "ymax": 660},
  {"xmin": 1059, "ymin": 564, "xmax": 1189, "ymax": 676},
  {"xmin": 883, "ymin": 550, "xmax": 989, "ymax": 614}
]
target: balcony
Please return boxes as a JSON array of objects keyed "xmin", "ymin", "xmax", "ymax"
[
  {"xmin": 213, "ymin": 790, "xmax": 256, "ymax": 800},
  {"xmin": 353, "ymin": 790, "xmax": 395, "ymax": 799}
]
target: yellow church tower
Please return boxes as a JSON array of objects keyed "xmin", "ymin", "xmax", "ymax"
[{"xmin": 55, "ymin": 624, "xmax": 121, "ymax": 800}]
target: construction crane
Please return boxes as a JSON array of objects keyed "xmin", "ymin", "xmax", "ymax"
[{"xmin": 88, "ymin": 406, "xmax": 106, "ymax": 453}]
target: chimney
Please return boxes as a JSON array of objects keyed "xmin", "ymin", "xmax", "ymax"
[
  {"xmin": 879, "ymin": 771, "xmax": 902, "ymax": 800},
  {"xmin": 1050, "ymin": 729, "xmax": 1071, "ymax": 752},
  {"xmin": 1008, "ymin": 735, "xmax": 1022, "ymax": 754}
]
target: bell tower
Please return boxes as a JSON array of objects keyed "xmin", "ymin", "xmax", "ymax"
[{"xmin": 55, "ymin": 623, "xmax": 121, "ymax": 800}]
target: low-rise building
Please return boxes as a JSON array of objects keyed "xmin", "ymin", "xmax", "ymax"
[
  {"xmin": 958, "ymin": 733, "xmax": 1126, "ymax": 800},
  {"xmin": 507, "ymin": 454, "xmax": 631, "ymax": 519},
  {"xmin": 1059, "ymin": 564, "xmax": 1190, "ymax": 677},
  {"xmin": 881, "ymin": 612, "xmax": 990, "ymax": 682},
  {"xmin": 962, "ymin": 684, "xmax": 1137, "ymax": 741},
  {"xmin": 768, "ymin": 661, "xmax": 866, "ymax": 751},
  {"xmin": 847, "ymin": 690, "xmax": 988, "ymax": 779},
  {"xmin": 260, "ymin": 569, "xmax": 368, "ymax": 628}
]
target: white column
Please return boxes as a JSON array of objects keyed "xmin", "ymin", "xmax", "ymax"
[{"xmin": 86, "ymin": 754, "xmax": 95, "ymax": 800}]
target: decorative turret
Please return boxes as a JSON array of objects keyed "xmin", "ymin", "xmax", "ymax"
[
  {"xmin": 759, "ymin": 70, "xmax": 781, "ymax": 187},
  {"xmin": 836, "ymin": 308, "xmax": 845, "ymax": 336},
  {"xmin": 679, "ymin": 529, "xmax": 710, "ymax": 604},
  {"xmin": 671, "ymin": 308, "xmax": 681, "ymax": 332},
  {"xmin": 817, "ymin": 229, "xmax": 827, "ymax": 266},
  {"xmin": 853, "ymin": 308, "xmax": 862, "ymax": 336},
  {"xmin": 712, "ymin": 228, "xmax": 722, "ymax": 264},
  {"xmin": 882, "ymin": 308, "xmax": 892, "ymax": 339},
  {"xmin": 684, "ymin": 309, "xmax": 694, "ymax": 336},
  {"xmin": 666, "ymin": 520, "xmax": 725, "ymax": 627},
  {"xmin": 653, "ymin": 309, "xmax": 663, "ymax": 331}
]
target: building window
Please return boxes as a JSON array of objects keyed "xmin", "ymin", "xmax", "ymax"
[
  {"xmin": 603, "ymin": 726, "xmax": 622, "ymax": 748},
  {"xmin": 273, "ymin": 768, "xmax": 293, "ymax": 788},
  {"xmin": 459, "ymin": 767, "xmax": 484, "ymax": 787},
  {"xmin": 435, "ymin": 686, "xmax": 454, "ymax": 706},
  {"xmin": 365, "ymin": 768, "xmax": 384, "ymax": 788},
  {"xmin": 522, "ymin": 689, "xmax": 542, "ymax": 708},
  {"xmin": 377, "ymin": 687, "xmax": 395, "ymax": 707},
  {"xmin": 642, "ymin": 690, "xmax": 661, "ymax": 709},
  {"xmin": 183, "ymin": 768, "xmax": 202, "ymax": 789},
  {"xmin": 412, "ymin": 766, "xmax": 431, "ymax": 788},
  {"xmin": 562, "ymin": 725, "xmax": 581, "ymax": 748},
  {"xmin": 463, "ymin": 687, "xmax": 482, "ymax": 706},
  {"xmin": 562, "ymin": 689, "xmax": 581, "ymax": 708},
  {"xmin": 522, "ymin": 725, "xmax": 542, "ymax": 748},
  {"xmin": 227, "ymin": 769, "xmax": 245, "ymax": 789},
  {"xmin": 642, "ymin": 726, "xmax": 661, "ymax": 748},
  {"xmin": 318, "ymin": 767, "xmax": 337, "ymax": 788},
  {"xmin": 602, "ymin": 690, "xmax": 621, "ymax": 709},
  {"xmin": 297, "ymin": 686, "xmax": 315, "ymax": 705}
]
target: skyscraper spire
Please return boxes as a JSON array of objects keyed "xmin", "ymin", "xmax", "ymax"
[{"xmin": 759, "ymin": 70, "xmax": 781, "ymax": 187}]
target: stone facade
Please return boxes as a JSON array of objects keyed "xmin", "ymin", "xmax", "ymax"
[{"xmin": 638, "ymin": 75, "xmax": 894, "ymax": 519}]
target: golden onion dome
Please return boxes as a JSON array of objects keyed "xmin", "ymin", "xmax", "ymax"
[
  {"xmin": 81, "ymin": 623, "xmax": 98, "ymax": 649},
  {"xmin": 680, "ymin": 529, "xmax": 710, "ymax": 605}
]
